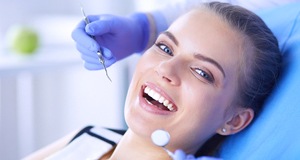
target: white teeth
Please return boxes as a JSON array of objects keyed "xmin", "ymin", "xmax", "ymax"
[
  {"xmin": 153, "ymin": 92, "xmax": 160, "ymax": 101},
  {"xmin": 143, "ymin": 86, "xmax": 175, "ymax": 111},
  {"xmin": 167, "ymin": 104, "xmax": 173, "ymax": 111},
  {"xmin": 163, "ymin": 100, "xmax": 169, "ymax": 107},
  {"xmin": 149, "ymin": 90, "xmax": 155, "ymax": 97},
  {"xmin": 145, "ymin": 87, "xmax": 150, "ymax": 94},
  {"xmin": 158, "ymin": 97, "xmax": 165, "ymax": 103}
]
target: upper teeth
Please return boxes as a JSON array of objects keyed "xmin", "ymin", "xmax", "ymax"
[{"xmin": 144, "ymin": 86, "xmax": 174, "ymax": 111}]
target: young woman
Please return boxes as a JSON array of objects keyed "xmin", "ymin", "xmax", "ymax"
[
  {"xmin": 108, "ymin": 2, "xmax": 281, "ymax": 159},
  {"xmin": 25, "ymin": 2, "xmax": 281, "ymax": 159},
  {"xmin": 71, "ymin": 0, "xmax": 292, "ymax": 71}
]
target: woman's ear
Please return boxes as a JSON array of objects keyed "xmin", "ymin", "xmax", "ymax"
[{"xmin": 217, "ymin": 108, "xmax": 254, "ymax": 135}]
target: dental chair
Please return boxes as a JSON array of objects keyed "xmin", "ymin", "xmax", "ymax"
[
  {"xmin": 220, "ymin": 2, "xmax": 300, "ymax": 159},
  {"xmin": 24, "ymin": 2, "xmax": 300, "ymax": 160}
]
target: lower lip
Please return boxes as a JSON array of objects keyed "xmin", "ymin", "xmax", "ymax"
[{"xmin": 139, "ymin": 87, "xmax": 173, "ymax": 115}]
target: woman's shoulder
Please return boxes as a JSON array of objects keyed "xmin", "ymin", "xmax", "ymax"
[
  {"xmin": 69, "ymin": 125, "xmax": 126, "ymax": 146},
  {"xmin": 23, "ymin": 126, "xmax": 126, "ymax": 160},
  {"xmin": 46, "ymin": 126, "xmax": 125, "ymax": 159}
]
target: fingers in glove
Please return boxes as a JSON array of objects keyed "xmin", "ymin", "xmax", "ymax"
[
  {"xmin": 83, "ymin": 55, "xmax": 116, "ymax": 70},
  {"xmin": 174, "ymin": 150, "xmax": 187, "ymax": 160},
  {"xmin": 86, "ymin": 15, "xmax": 122, "ymax": 36},
  {"xmin": 77, "ymin": 44, "xmax": 114, "ymax": 60},
  {"xmin": 84, "ymin": 62, "xmax": 102, "ymax": 70},
  {"xmin": 79, "ymin": 47, "xmax": 116, "ymax": 69},
  {"xmin": 72, "ymin": 22, "xmax": 100, "ymax": 53}
]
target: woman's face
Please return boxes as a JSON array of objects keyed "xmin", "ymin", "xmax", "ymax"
[{"xmin": 124, "ymin": 9, "xmax": 245, "ymax": 153}]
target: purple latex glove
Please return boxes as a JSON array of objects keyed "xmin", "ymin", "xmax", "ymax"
[
  {"xmin": 71, "ymin": 13, "xmax": 149, "ymax": 70},
  {"xmin": 174, "ymin": 150, "xmax": 222, "ymax": 160}
]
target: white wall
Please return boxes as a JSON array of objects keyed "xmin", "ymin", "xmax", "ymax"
[
  {"xmin": 0, "ymin": 59, "xmax": 133, "ymax": 159},
  {"xmin": 0, "ymin": 0, "xmax": 135, "ymax": 159},
  {"xmin": 0, "ymin": 0, "xmax": 175, "ymax": 159}
]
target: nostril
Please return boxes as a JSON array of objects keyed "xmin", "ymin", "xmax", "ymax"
[
  {"xmin": 155, "ymin": 63, "xmax": 180, "ymax": 85},
  {"xmin": 156, "ymin": 70, "xmax": 172, "ymax": 83},
  {"xmin": 162, "ymin": 76, "xmax": 172, "ymax": 83}
]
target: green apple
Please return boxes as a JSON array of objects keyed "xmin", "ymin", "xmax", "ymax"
[{"xmin": 6, "ymin": 25, "xmax": 39, "ymax": 55}]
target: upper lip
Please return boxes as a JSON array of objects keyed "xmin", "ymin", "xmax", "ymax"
[{"xmin": 142, "ymin": 82, "xmax": 178, "ymax": 111}]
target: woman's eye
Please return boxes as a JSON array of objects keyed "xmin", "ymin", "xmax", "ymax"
[
  {"xmin": 156, "ymin": 43, "xmax": 173, "ymax": 56},
  {"xmin": 195, "ymin": 68, "xmax": 214, "ymax": 83}
]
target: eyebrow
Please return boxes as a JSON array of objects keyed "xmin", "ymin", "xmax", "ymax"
[
  {"xmin": 194, "ymin": 53, "xmax": 226, "ymax": 78},
  {"xmin": 162, "ymin": 31, "xmax": 179, "ymax": 46},
  {"xmin": 162, "ymin": 31, "xmax": 226, "ymax": 78}
]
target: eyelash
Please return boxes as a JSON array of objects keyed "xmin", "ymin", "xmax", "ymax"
[
  {"xmin": 155, "ymin": 42, "xmax": 215, "ymax": 83},
  {"xmin": 193, "ymin": 68, "xmax": 215, "ymax": 83},
  {"xmin": 155, "ymin": 42, "xmax": 173, "ymax": 56}
]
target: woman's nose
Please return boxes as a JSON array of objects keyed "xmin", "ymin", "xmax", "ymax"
[{"xmin": 155, "ymin": 58, "xmax": 182, "ymax": 86}]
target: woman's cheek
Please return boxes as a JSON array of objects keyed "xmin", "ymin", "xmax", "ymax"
[{"xmin": 139, "ymin": 52, "xmax": 161, "ymax": 69}]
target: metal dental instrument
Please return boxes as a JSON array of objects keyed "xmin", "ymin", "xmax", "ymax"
[
  {"xmin": 151, "ymin": 129, "xmax": 175, "ymax": 159},
  {"xmin": 80, "ymin": 5, "xmax": 112, "ymax": 82}
]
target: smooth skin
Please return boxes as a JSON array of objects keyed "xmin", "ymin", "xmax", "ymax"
[
  {"xmin": 109, "ymin": 9, "xmax": 254, "ymax": 160},
  {"xmin": 23, "ymin": 8, "xmax": 254, "ymax": 160}
]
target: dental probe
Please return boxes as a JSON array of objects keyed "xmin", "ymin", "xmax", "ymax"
[
  {"xmin": 151, "ymin": 129, "xmax": 175, "ymax": 159},
  {"xmin": 80, "ymin": 5, "xmax": 112, "ymax": 82}
]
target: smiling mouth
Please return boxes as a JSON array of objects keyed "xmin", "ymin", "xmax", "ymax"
[{"xmin": 142, "ymin": 86, "xmax": 177, "ymax": 112}]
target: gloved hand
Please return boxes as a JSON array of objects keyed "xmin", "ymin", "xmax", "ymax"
[
  {"xmin": 71, "ymin": 13, "xmax": 150, "ymax": 70},
  {"xmin": 173, "ymin": 150, "xmax": 222, "ymax": 160}
]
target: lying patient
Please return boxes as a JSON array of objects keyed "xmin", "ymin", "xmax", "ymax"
[{"xmin": 25, "ymin": 2, "xmax": 282, "ymax": 160}]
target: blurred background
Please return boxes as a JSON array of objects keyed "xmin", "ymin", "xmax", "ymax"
[{"xmin": 0, "ymin": 0, "xmax": 177, "ymax": 159}]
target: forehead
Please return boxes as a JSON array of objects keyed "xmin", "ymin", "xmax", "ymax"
[
  {"xmin": 168, "ymin": 9, "xmax": 245, "ymax": 79},
  {"xmin": 169, "ymin": 9, "xmax": 243, "ymax": 46}
]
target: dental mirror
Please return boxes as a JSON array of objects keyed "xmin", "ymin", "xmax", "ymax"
[{"xmin": 151, "ymin": 129, "xmax": 175, "ymax": 159}]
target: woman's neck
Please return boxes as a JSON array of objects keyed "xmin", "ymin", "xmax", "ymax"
[{"xmin": 108, "ymin": 129, "xmax": 171, "ymax": 160}]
